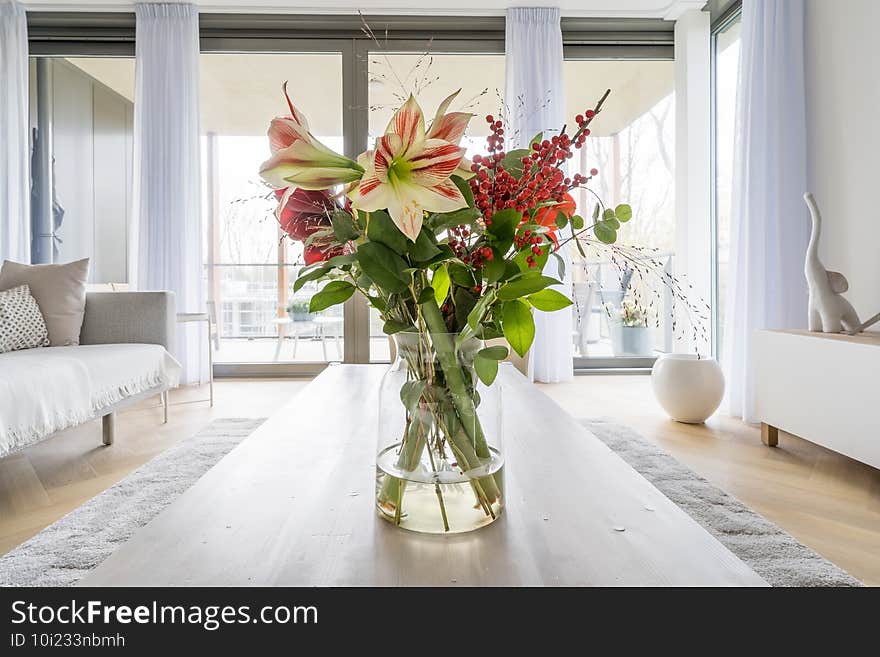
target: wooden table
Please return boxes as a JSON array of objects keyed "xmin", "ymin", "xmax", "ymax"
[{"xmin": 80, "ymin": 365, "xmax": 767, "ymax": 587}]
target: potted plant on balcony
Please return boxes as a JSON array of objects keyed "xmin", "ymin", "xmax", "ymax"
[
  {"xmin": 607, "ymin": 300, "xmax": 654, "ymax": 357},
  {"xmin": 286, "ymin": 300, "xmax": 314, "ymax": 322}
]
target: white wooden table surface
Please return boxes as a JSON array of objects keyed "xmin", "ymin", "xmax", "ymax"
[{"xmin": 80, "ymin": 364, "xmax": 767, "ymax": 587}]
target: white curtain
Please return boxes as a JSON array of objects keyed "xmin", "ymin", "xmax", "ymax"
[
  {"xmin": 0, "ymin": 1, "xmax": 29, "ymax": 264},
  {"xmin": 723, "ymin": 0, "xmax": 809, "ymax": 423},
  {"xmin": 133, "ymin": 3, "xmax": 206, "ymax": 384},
  {"xmin": 505, "ymin": 7, "xmax": 573, "ymax": 383}
]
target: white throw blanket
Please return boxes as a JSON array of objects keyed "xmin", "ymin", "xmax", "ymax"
[{"xmin": 0, "ymin": 344, "xmax": 181, "ymax": 457}]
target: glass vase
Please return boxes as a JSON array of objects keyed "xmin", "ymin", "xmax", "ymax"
[{"xmin": 376, "ymin": 331, "xmax": 504, "ymax": 534}]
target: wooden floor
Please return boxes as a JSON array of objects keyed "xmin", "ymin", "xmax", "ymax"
[{"xmin": 1, "ymin": 373, "xmax": 878, "ymax": 585}]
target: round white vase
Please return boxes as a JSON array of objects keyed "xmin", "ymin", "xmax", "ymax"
[{"xmin": 651, "ymin": 354, "xmax": 725, "ymax": 424}]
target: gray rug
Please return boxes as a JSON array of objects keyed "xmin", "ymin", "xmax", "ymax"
[
  {"xmin": 0, "ymin": 417, "xmax": 861, "ymax": 587},
  {"xmin": 583, "ymin": 419, "xmax": 862, "ymax": 587},
  {"xmin": 0, "ymin": 418, "xmax": 264, "ymax": 587}
]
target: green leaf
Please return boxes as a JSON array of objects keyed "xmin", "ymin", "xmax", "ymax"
[
  {"xmin": 528, "ymin": 132, "xmax": 543, "ymax": 149},
  {"xmin": 428, "ymin": 207, "xmax": 480, "ymax": 232},
  {"xmin": 478, "ymin": 345, "xmax": 509, "ymax": 360},
  {"xmin": 500, "ymin": 148, "xmax": 530, "ymax": 178},
  {"xmin": 554, "ymin": 211, "xmax": 569, "ymax": 229},
  {"xmin": 467, "ymin": 291, "xmax": 496, "ymax": 331},
  {"xmin": 293, "ymin": 265, "xmax": 331, "ymax": 292},
  {"xmin": 451, "ymin": 174, "xmax": 475, "ymax": 208},
  {"xmin": 497, "ymin": 274, "xmax": 561, "ymax": 300},
  {"xmin": 357, "ymin": 241, "xmax": 410, "ymax": 293},
  {"xmin": 594, "ymin": 222, "xmax": 617, "ymax": 245},
  {"xmin": 604, "ymin": 216, "xmax": 621, "ymax": 230},
  {"xmin": 325, "ymin": 253, "xmax": 357, "ymax": 269},
  {"xmin": 408, "ymin": 229, "xmax": 442, "ymax": 262},
  {"xmin": 527, "ymin": 288, "xmax": 573, "ymax": 312},
  {"xmin": 484, "ymin": 253, "xmax": 506, "ymax": 283},
  {"xmin": 400, "ymin": 380, "xmax": 426, "ymax": 411},
  {"xmin": 453, "ymin": 287, "xmax": 477, "ymax": 330},
  {"xmin": 417, "ymin": 287, "xmax": 435, "ymax": 304},
  {"xmin": 309, "ymin": 280, "xmax": 355, "ymax": 312},
  {"xmin": 366, "ymin": 295, "xmax": 386, "ymax": 312},
  {"xmin": 474, "ymin": 355, "xmax": 499, "ymax": 386},
  {"xmin": 615, "ymin": 204, "xmax": 633, "ymax": 223},
  {"xmin": 603, "ymin": 208, "xmax": 616, "ymax": 221},
  {"xmin": 330, "ymin": 209, "xmax": 359, "ymax": 242},
  {"xmin": 432, "ymin": 265, "xmax": 450, "ymax": 305},
  {"xmin": 383, "ymin": 320, "xmax": 411, "ymax": 335},
  {"xmin": 366, "ymin": 210, "xmax": 408, "ymax": 254},
  {"xmin": 448, "ymin": 262, "xmax": 477, "ymax": 288},
  {"xmin": 501, "ymin": 300, "xmax": 535, "ymax": 358},
  {"xmin": 571, "ymin": 214, "xmax": 584, "ymax": 231},
  {"xmin": 486, "ymin": 208, "xmax": 521, "ymax": 255},
  {"xmin": 592, "ymin": 204, "xmax": 601, "ymax": 221}
]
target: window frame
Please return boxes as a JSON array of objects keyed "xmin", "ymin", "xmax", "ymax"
[{"xmin": 710, "ymin": 2, "xmax": 742, "ymax": 359}]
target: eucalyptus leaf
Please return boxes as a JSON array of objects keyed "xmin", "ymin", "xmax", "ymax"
[
  {"xmin": 615, "ymin": 204, "xmax": 633, "ymax": 222},
  {"xmin": 309, "ymin": 280, "xmax": 356, "ymax": 312},
  {"xmin": 594, "ymin": 222, "xmax": 617, "ymax": 245},
  {"xmin": 592, "ymin": 204, "xmax": 601, "ymax": 221},
  {"xmin": 552, "ymin": 252, "xmax": 566, "ymax": 281},
  {"xmin": 571, "ymin": 215, "xmax": 585, "ymax": 230}
]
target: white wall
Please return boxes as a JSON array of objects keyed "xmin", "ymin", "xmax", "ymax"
[{"xmin": 805, "ymin": 0, "xmax": 880, "ymax": 329}]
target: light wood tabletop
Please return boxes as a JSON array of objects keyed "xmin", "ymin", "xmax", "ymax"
[{"xmin": 80, "ymin": 364, "xmax": 767, "ymax": 587}]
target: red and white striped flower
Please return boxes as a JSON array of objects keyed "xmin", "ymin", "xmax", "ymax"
[
  {"xmin": 349, "ymin": 93, "xmax": 473, "ymax": 242},
  {"xmin": 259, "ymin": 83, "xmax": 364, "ymax": 193}
]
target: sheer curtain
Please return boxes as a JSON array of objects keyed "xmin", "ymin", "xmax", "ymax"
[
  {"xmin": 0, "ymin": 1, "xmax": 29, "ymax": 263},
  {"xmin": 132, "ymin": 3, "xmax": 206, "ymax": 383},
  {"xmin": 723, "ymin": 0, "xmax": 809, "ymax": 423},
  {"xmin": 505, "ymin": 7, "xmax": 573, "ymax": 383}
]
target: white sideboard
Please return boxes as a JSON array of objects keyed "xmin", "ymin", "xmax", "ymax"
[{"xmin": 755, "ymin": 330, "xmax": 880, "ymax": 469}]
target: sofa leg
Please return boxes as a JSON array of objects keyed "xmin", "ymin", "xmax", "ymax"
[
  {"xmin": 102, "ymin": 412, "xmax": 116, "ymax": 446},
  {"xmin": 162, "ymin": 390, "xmax": 169, "ymax": 424},
  {"xmin": 761, "ymin": 422, "xmax": 779, "ymax": 447}
]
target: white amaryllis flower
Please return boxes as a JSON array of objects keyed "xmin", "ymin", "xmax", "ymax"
[
  {"xmin": 349, "ymin": 92, "xmax": 474, "ymax": 242},
  {"xmin": 259, "ymin": 83, "xmax": 364, "ymax": 191}
]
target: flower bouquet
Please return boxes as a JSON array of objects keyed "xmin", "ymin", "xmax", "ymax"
[{"xmin": 260, "ymin": 83, "xmax": 632, "ymax": 533}]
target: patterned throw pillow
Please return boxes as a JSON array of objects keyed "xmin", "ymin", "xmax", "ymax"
[{"xmin": 0, "ymin": 284, "xmax": 51, "ymax": 354}]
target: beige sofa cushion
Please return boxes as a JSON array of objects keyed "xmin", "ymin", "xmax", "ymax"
[{"xmin": 0, "ymin": 259, "xmax": 90, "ymax": 346}]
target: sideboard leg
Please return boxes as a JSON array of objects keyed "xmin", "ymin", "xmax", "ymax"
[
  {"xmin": 761, "ymin": 422, "xmax": 779, "ymax": 447},
  {"xmin": 102, "ymin": 412, "xmax": 116, "ymax": 446}
]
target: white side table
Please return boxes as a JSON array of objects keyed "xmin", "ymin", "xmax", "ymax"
[{"xmin": 177, "ymin": 312, "xmax": 214, "ymax": 407}]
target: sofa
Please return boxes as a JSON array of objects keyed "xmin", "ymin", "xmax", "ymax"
[{"xmin": 0, "ymin": 291, "xmax": 180, "ymax": 458}]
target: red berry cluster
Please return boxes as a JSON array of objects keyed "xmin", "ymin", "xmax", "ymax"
[
  {"xmin": 513, "ymin": 229, "xmax": 546, "ymax": 268},
  {"xmin": 448, "ymin": 224, "xmax": 495, "ymax": 269},
  {"xmin": 468, "ymin": 106, "xmax": 602, "ymax": 228}
]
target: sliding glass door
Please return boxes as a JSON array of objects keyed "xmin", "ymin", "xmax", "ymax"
[
  {"xmin": 198, "ymin": 50, "xmax": 348, "ymax": 370},
  {"xmin": 563, "ymin": 57, "xmax": 676, "ymax": 368},
  {"xmin": 712, "ymin": 12, "xmax": 742, "ymax": 357}
]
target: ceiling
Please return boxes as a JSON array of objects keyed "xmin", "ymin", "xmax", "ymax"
[
  {"xmin": 23, "ymin": 0, "xmax": 705, "ymax": 20},
  {"xmin": 67, "ymin": 54, "xmax": 673, "ymax": 139}
]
